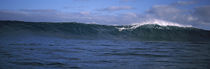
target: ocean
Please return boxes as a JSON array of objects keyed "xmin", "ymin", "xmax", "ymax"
[{"xmin": 0, "ymin": 21, "xmax": 210, "ymax": 69}]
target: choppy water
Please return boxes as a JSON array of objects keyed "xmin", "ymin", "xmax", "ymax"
[{"xmin": 0, "ymin": 37, "xmax": 210, "ymax": 69}]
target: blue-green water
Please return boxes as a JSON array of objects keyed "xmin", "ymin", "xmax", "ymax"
[
  {"xmin": 0, "ymin": 21, "xmax": 210, "ymax": 69},
  {"xmin": 1, "ymin": 21, "xmax": 210, "ymax": 41}
]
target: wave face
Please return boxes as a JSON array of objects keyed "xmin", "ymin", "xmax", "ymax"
[{"xmin": 0, "ymin": 21, "xmax": 210, "ymax": 41}]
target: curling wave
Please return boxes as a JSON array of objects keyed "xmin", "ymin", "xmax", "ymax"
[
  {"xmin": 117, "ymin": 19, "xmax": 192, "ymax": 31},
  {"xmin": 0, "ymin": 20, "xmax": 210, "ymax": 41}
]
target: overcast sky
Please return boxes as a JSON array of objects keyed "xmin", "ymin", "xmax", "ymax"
[{"xmin": 0, "ymin": 0, "xmax": 210, "ymax": 30}]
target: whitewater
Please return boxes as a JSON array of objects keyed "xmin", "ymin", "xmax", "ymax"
[
  {"xmin": 0, "ymin": 20, "xmax": 210, "ymax": 69},
  {"xmin": 117, "ymin": 19, "xmax": 192, "ymax": 31}
]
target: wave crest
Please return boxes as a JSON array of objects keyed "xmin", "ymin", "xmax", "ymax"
[{"xmin": 117, "ymin": 19, "xmax": 192, "ymax": 31}]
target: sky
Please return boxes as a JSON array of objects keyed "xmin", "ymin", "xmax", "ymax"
[{"xmin": 0, "ymin": 0, "xmax": 210, "ymax": 30}]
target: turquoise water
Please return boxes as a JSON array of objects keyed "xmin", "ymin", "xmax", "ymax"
[
  {"xmin": 1, "ymin": 21, "xmax": 210, "ymax": 41},
  {"xmin": 1, "ymin": 21, "xmax": 210, "ymax": 69},
  {"xmin": 0, "ymin": 37, "xmax": 210, "ymax": 69}
]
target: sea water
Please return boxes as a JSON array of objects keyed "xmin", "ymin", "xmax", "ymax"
[{"xmin": 0, "ymin": 37, "xmax": 209, "ymax": 69}]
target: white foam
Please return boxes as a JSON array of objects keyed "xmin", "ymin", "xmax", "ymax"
[{"xmin": 117, "ymin": 19, "xmax": 192, "ymax": 31}]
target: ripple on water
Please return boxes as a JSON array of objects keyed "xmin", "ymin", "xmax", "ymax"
[
  {"xmin": 102, "ymin": 52, "xmax": 171, "ymax": 57},
  {"xmin": 10, "ymin": 61, "xmax": 44, "ymax": 66}
]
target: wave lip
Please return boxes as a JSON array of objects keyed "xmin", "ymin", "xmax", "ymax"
[{"xmin": 117, "ymin": 19, "xmax": 192, "ymax": 31}]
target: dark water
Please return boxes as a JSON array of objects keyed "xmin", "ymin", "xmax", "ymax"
[
  {"xmin": 0, "ymin": 37, "xmax": 210, "ymax": 69},
  {"xmin": 1, "ymin": 21, "xmax": 210, "ymax": 41}
]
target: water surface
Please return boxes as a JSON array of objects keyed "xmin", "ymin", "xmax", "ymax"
[{"xmin": 0, "ymin": 38, "xmax": 209, "ymax": 69}]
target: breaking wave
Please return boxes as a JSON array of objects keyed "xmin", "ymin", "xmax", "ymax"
[
  {"xmin": 117, "ymin": 19, "xmax": 192, "ymax": 31},
  {"xmin": 0, "ymin": 20, "xmax": 210, "ymax": 41}
]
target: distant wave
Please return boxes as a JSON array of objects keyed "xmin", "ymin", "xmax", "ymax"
[
  {"xmin": 0, "ymin": 20, "xmax": 210, "ymax": 41},
  {"xmin": 117, "ymin": 19, "xmax": 192, "ymax": 31}
]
